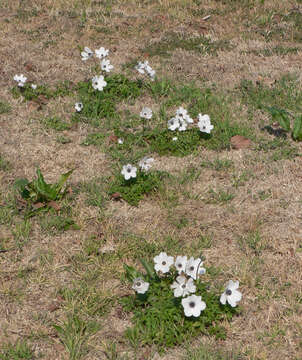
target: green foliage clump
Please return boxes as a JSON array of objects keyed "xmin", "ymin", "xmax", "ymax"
[
  {"xmin": 11, "ymin": 80, "xmax": 73, "ymax": 101},
  {"xmin": 108, "ymin": 170, "xmax": 168, "ymax": 206},
  {"xmin": 73, "ymin": 74, "xmax": 143, "ymax": 123},
  {"xmin": 120, "ymin": 264, "xmax": 238, "ymax": 351},
  {"xmin": 42, "ymin": 116, "xmax": 72, "ymax": 131},
  {"xmin": 0, "ymin": 100, "xmax": 11, "ymax": 114},
  {"xmin": 0, "ymin": 340, "xmax": 35, "ymax": 360},
  {"xmin": 14, "ymin": 168, "xmax": 73, "ymax": 217}
]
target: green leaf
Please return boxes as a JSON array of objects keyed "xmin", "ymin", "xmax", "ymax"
[
  {"xmin": 35, "ymin": 168, "xmax": 54, "ymax": 199},
  {"xmin": 52, "ymin": 169, "xmax": 74, "ymax": 198},
  {"xmin": 266, "ymin": 106, "xmax": 290, "ymax": 132},
  {"xmin": 124, "ymin": 264, "xmax": 143, "ymax": 282},
  {"xmin": 292, "ymin": 115, "xmax": 302, "ymax": 141},
  {"xmin": 140, "ymin": 258, "xmax": 156, "ymax": 279}
]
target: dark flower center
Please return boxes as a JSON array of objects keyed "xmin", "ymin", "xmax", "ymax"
[
  {"xmin": 189, "ymin": 266, "xmax": 194, "ymax": 271},
  {"xmin": 127, "ymin": 168, "xmax": 131, "ymax": 173},
  {"xmin": 189, "ymin": 301, "xmax": 195, "ymax": 308},
  {"xmin": 162, "ymin": 261, "xmax": 166, "ymax": 265},
  {"xmin": 136, "ymin": 282, "xmax": 141, "ymax": 287},
  {"xmin": 181, "ymin": 284, "xmax": 186, "ymax": 289},
  {"xmin": 177, "ymin": 264, "xmax": 182, "ymax": 268},
  {"xmin": 226, "ymin": 289, "xmax": 232, "ymax": 296}
]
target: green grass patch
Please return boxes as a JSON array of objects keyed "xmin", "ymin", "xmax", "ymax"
[
  {"xmin": 238, "ymin": 75, "xmax": 302, "ymax": 115},
  {"xmin": 11, "ymin": 80, "xmax": 73, "ymax": 101},
  {"xmin": 53, "ymin": 314, "xmax": 100, "ymax": 360},
  {"xmin": 0, "ymin": 340, "xmax": 35, "ymax": 360},
  {"xmin": 81, "ymin": 132, "xmax": 105, "ymax": 146},
  {"xmin": 141, "ymin": 33, "xmax": 232, "ymax": 57},
  {"xmin": 39, "ymin": 213, "xmax": 80, "ymax": 234},
  {"xmin": 73, "ymin": 74, "xmax": 143, "ymax": 125},
  {"xmin": 121, "ymin": 277, "xmax": 238, "ymax": 352},
  {"xmin": 108, "ymin": 170, "xmax": 168, "ymax": 206},
  {"xmin": 0, "ymin": 100, "xmax": 11, "ymax": 114},
  {"xmin": 42, "ymin": 116, "xmax": 72, "ymax": 131},
  {"xmin": 0, "ymin": 154, "xmax": 11, "ymax": 171}
]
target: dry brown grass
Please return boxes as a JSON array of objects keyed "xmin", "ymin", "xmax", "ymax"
[{"xmin": 1, "ymin": 0, "xmax": 302, "ymax": 359}]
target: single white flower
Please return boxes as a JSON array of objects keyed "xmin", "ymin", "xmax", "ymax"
[
  {"xmin": 174, "ymin": 255, "xmax": 187, "ymax": 274},
  {"xmin": 167, "ymin": 117, "xmax": 180, "ymax": 131},
  {"xmin": 138, "ymin": 157, "xmax": 154, "ymax": 171},
  {"xmin": 121, "ymin": 164, "xmax": 137, "ymax": 180},
  {"xmin": 13, "ymin": 74, "xmax": 27, "ymax": 87},
  {"xmin": 153, "ymin": 252, "xmax": 174, "ymax": 274},
  {"xmin": 135, "ymin": 61, "xmax": 156, "ymax": 80},
  {"xmin": 184, "ymin": 114, "xmax": 194, "ymax": 124},
  {"xmin": 92, "ymin": 75, "xmax": 107, "ymax": 91},
  {"xmin": 220, "ymin": 280, "xmax": 242, "ymax": 307},
  {"xmin": 172, "ymin": 137, "xmax": 178, "ymax": 141},
  {"xmin": 31, "ymin": 84, "xmax": 37, "ymax": 90},
  {"xmin": 176, "ymin": 107, "xmax": 188, "ymax": 118},
  {"xmin": 101, "ymin": 58, "xmax": 113, "ymax": 73},
  {"xmin": 178, "ymin": 118, "xmax": 187, "ymax": 131},
  {"xmin": 132, "ymin": 278, "xmax": 149, "ymax": 294},
  {"xmin": 118, "ymin": 138, "xmax": 124, "ymax": 144},
  {"xmin": 171, "ymin": 275, "xmax": 196, "ymax": 297},
  {"xmin": 75, "ymin": 102, "xmax": 83, "ymax": 112},
  {"xmin": 135, "ymin": 61, "xmax": 146, "ymax": 75},
  {"xmin": 140, "ymin": 107, "xmax": 153, "ymax": 120},
  {"xmin": 197, "ymin": 114, "xmax": 214, "ymax": 134},
  {"xmin": 185, "ymin": 257, "xmax": 203, "ymax": 280},
  {"xmin": 81, "ymin": 46, "xmax": 93, "ymax": 61},
  {"xmin": 182, "ymin": 294, "xmax": 206, "ymax": 317},
  {"xmin": 95, "ymin": 47, "xmax": 109, "ymax": 59}
]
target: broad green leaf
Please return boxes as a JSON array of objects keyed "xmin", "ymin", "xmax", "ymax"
[
  {"xmin": 293, "ymin": 115, "xmax": 302, "ymax": 141},
  {"xmin": 124, "ymin": 264, "xmax": 143, "ymax": 282},
  {"xmin": 52, "ymin": 169, "xmax": 74, "ymax": 198},
  {"xmin": 140, "ymin": 258, "xmax": 156, "ymax": 279}
]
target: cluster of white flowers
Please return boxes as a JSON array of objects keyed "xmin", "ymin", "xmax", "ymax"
[
  {"xmin": 14, "ymin": 74, "xmax": 27, "ymax": 87},
  {"xmin": 135, "ymin": 60, "xmax": 156, "ymax": 81},
  {"xmin": 131, "ymin": 252, "xmax": 242, "ymax": 318},
  {"xmin": 167, "ymin": 107, "xmax": 214, "ymax": 135},
  {"xmin": 81, "ymin": 45, "xmax": 113, "ymax": 92},
  {"xmin": 121, "ymin": 157, "xmax": 154, "ymax": 180}
]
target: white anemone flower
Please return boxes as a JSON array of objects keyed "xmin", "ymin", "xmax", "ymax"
[
  {"xmin": 138, "ymin": 157, "xmax": 154, "ymax": 171},
  {"xmin": 118, "ymin": 138, "xmax": 124, "ymax": 144},
  {"xmin": 101, "ymin": 58, "xmax": 114, "ymax": 73},
  {"xmin": 153, "ymin": 252, "xmax": 174, "ymax": 274},
  {"xmin": 220, "ymin": 280, "xmax": 242, "ymax": 307},
  {"xmin": 185, "ymin": 257, "xmax": 203, "ymax": 280},
  {"xmin": 182, "ymin": 294, "xmax": 206, "ymax": 317},
  {"xmin": 197, "ymin": 114, "xmax": 214, "ymax": 134},
  {"xmin": 95, "ymin": 47, "xmax": 109, "ymax": 59},
  {"xmin": 75, "ymin": 102, "xmax": 83, "ymax": 112},
  {"xmin": 178, "ymin": 118, "xmax": 187, "ymax": 132},
  {"xmin": 171, "ymin": 275, "xmax": 196, "ymax": 298},
  {"xmin": 31, "ymin": 84, "xmax": 37, "ymax": 90},
  {"xmin": 121, "ymin": 164, "xmax": 137, "ymax": 180},
  {"xmin": 172, "ymin": 137, "xmax": 178, "ymax": 141},
  {"xmin": 184, "ymin": 114, "xmax": 194, "ymax": 124},
  {"xmin": 132, "ymin": 278, "xmax": 149, "ymax": 294},
  {"xmin": 168, "ymin": 117, "xmax": 180, "ymax": 131},
  {"xmin": 92, "ymin": 75, "xmax": 107, "ymax": 91},
  {"xmin": 140, "ymin": 107, "xmax": 153, "ymax": 120},
  {"xmin": 81, "ymin": 47, "xmax": 93, "ymax": 61},
  {"xmin": 135, "ymin": 61, "xmax": 156, "ymax": 80},
  {"xmin": 13, "ymin": 74, "xmax": 27, "ymax": 87},
  {"xmin": 135, "ymin": 61, "xmax": 145, "ymax": 75},
  {"xmin": 176, "ymin": 107, "xmax": 188, "ymax": 118},
  {"xmin": 174, "ymin": 255, "xmax": 187, "ymax": 274}
]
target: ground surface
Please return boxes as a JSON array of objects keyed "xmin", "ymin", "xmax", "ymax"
[{"xmin": 0, "ymin": 0, "xmax": 302, "ymax": 359}]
